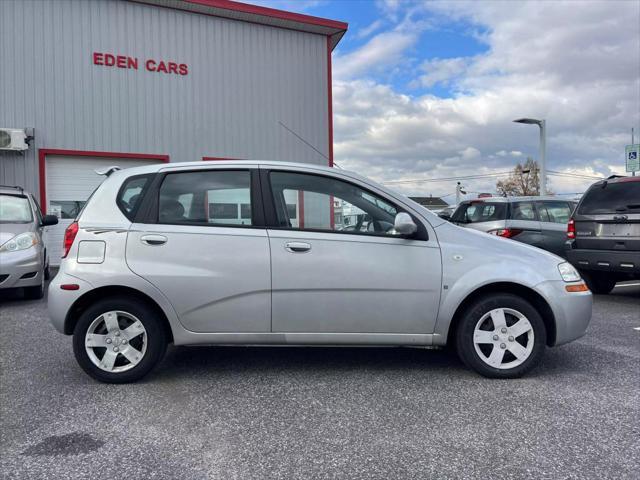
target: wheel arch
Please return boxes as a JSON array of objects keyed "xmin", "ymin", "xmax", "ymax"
[
  {"xmin": 63, "ymin": 285, "xmax": 174, "ymax": 343},
  {"xmin": 446, "ymin": 282, "xmax": 556, "ymax": 347}
]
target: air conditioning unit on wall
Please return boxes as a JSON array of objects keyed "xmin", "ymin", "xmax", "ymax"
[{"xmin": 0, "ymin": 128, "xmax": 29, "ymax": 151}]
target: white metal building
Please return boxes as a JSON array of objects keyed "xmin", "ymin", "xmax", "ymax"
[{"xmin": 0, "ymin": 0, "xmax": 347, "ymax": 260}]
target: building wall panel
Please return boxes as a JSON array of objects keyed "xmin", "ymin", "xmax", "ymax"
[{"xmin": 0, "ymin": 0, "xmax": 330, "ymax": 199}]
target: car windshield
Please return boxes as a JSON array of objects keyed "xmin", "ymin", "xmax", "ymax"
[
  {"xmin": 0, "ymin": 195, "xmax": 33, "ymax": 223},
  {"xmin": 451, "ymin": 202, "xmax": 508, "ymax": 224},
  {"xmin": 578, "ymin": 182, "xmax": 640, "ymax": 214}
]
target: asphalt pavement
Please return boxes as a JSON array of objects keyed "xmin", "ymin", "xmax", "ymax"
[{"xmin": 1, "ymin": 282, "xmax": 638, "ymax": 479}]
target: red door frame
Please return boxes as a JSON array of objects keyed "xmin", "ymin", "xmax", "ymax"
[{"xmin": 38, "ymin": 148, "xmax": 170, "ymax": 214}]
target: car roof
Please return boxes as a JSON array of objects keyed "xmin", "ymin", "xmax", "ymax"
[
  {"xmin": 0, "ymin": 186, "xmax": 28, "ymax": 196},
  {"xmin": 459, "ymin": 195, "xmax": 573, "ymax": 203},
  {"xmin": 108, "ymin": 160, "xmax": 360, "ymax": 182}
]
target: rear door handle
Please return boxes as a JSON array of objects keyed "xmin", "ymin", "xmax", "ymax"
[
  {"xmin": 141, "ymin": 234, "xmax": 167, "ymax": 246},
  {"xmin": 285, "ymin": 241, "xmax": 311, "ymax": 253}
]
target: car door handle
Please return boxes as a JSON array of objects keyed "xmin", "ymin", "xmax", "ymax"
[
  {"xmin": 285, "ymin": 241, "xmax": 311, "ymax": 253},
  {"xmin": 141, "ymin": 234, "xmax": 167, "ymax": 246}
]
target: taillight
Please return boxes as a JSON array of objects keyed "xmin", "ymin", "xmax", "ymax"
[
  {"xmin": 62, "ymin": 222, "xmax": 79, "ymax": 258},
  {"xmin": 489, "ymin": 228, "xmax": 522, "ymax": 238},
  {"xmin": 567, "ymin": 218, "xmax": 576, "ymax": 239}
]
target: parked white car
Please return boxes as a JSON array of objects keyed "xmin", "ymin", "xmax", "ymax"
[{"xmin": 48, "ymin": 161, "xmax": 592, "ymax": 383}]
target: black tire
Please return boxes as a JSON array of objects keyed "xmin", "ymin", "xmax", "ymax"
[
  {"xmin": 24, "ymin": 282, "xmax": 44, "ymax": 300},
  {"xmin": 73, "ymin": 298, "xmax": 167, "ymax": 383},
  {"xmin": 581, "ymin": 271, "xmax": 616, "ymax": 295},
  {"xmin": 455, "ymin": 293, "xmax": 546, "ymax": 379}
]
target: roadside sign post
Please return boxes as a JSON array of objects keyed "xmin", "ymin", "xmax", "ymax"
[{"xmin": 625, "ymin": 143, "xmax": 639, "ymax": 175}]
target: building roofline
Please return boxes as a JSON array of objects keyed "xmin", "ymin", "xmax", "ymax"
[{"xmin": 132, "ymin": 0, "xmax": 348, "ymax": 49}]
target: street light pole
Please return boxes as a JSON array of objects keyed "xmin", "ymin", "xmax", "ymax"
[{"xmin": 514, "ymin": 118, "xmax": 547, "ymax": 196}]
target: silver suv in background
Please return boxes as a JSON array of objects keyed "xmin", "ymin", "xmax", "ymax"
[
  {"xmin": 47, "ymin": 161, "xmax": 592, "ymax": 383},
  {"xmin": 451, "ymin": 197, "xmax": 577, "ymax": 257},
  {"xmin": 0, "ymin": 185, "xmax": 58, "ymax": 299}
]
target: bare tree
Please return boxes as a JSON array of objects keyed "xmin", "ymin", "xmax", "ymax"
[{"xmin": 496, "ymin": 158, "xmax": 548, "ymax": 196}]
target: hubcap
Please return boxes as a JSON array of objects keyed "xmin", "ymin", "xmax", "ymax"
[
  {"xmin": 472, "ymin": 308, "xmax": 534, "ymax": 370},
  {"xmin": 85, "ymin": 311, "xmax": 147, "ymax": 373}
]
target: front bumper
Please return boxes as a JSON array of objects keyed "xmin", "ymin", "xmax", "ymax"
[
  {"xmin": 536, "ymin": 280, "xmax": 592, "ymax": 346},
  {"xmin": 48, "ymin": 270, "xmax": 94, "ymax": 334},
  {"xmin": 0, "ymin": 248, "xmax": 43, "ymax": 289},
  {"xmin": 566, "ymin": 246, "xmax": 639, "ymax": 276}
]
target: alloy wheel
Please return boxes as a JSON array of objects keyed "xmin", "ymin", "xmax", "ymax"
[
  {"xmin": 84, "ymin": 311, "xmax": 147, "ymax": 373},
  {"xmin": 472, "ymin": 308, "xmax": 534, "ymax": 370}
]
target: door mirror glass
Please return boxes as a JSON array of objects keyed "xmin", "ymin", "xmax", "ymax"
[
  {"xmin": 41, "ymin": 214, "xmax": 59, "ymax": 227},
  {"xmin": 394, "ymin": 212, "xmax": 417, "ymax": 236}
]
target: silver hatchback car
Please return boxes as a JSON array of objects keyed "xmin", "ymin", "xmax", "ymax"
[
  {"xmin": 48, "ymin": 161, "xmax": 592, "ymax": 383},
  {"xmin": 1, "ymin": 185, "xmax": 58, "ymax": 299}
]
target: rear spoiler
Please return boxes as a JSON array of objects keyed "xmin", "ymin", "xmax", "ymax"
[{"xmin": 94, "ymin": 166, "xmax": 121, "ymax": 177}]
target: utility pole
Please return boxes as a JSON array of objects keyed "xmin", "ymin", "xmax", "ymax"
[
  {"xmin": 633, "ymin": 127, "xmax": 636, "ymax": 177},
  {"xmin": 455, "ymin": 182, "xmax": 466, "ymax": 205}
]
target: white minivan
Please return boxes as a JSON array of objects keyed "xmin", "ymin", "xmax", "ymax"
[{"xmin": 48, "ymin": 161, "xmax": 592, "ymax": 383}]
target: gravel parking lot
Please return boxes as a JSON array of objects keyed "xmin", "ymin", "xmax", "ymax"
[{"xmin": 1, "ymin": 280, "xmax": 638, "ymax": 479}]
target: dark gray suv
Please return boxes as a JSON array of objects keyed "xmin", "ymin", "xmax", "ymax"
[
  {"xmin": 565, "ymin": 176, "xmax": 640, "ymax": 294},
  {"xmin": 451, "ymin": 197, "xmax": 577, "ymax": 257}
]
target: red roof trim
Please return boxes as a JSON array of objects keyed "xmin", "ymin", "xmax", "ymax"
[{"xmin": 183, "ymin": 0, "xmax": 348, "ymax": 31}]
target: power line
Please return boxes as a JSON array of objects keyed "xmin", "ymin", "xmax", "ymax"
[{"xmin": 382, "ymin": 171, "xmax": 513, "ymax": 185}]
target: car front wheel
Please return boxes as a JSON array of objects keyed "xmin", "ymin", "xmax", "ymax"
[
  {"xmin": 455, "ymin": 293, "xmax": 546, "ymax": 378},
  {"xmin": 73, "ymin": 298, "xmax": 167, "ymax": 383}
]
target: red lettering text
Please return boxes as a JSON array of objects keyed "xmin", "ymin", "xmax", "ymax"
[
  {"xmin": 93, "ymin": 52, "xmax": 104, "ymax": 65},
  {"xmin": 179, "ymin": 64, "xmax": 188, "ymax": 75},
  {"xmin": 145, "ymin": 59, "xmax": 157, "ymax": 72}
]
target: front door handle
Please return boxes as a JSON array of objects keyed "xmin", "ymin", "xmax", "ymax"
[
  {"xmin": 285, "ymin": 241, "xmax": 311, "ymax": 253},
  {"xmin": 141, "ymin": 234, "xmax": 167, "ymax": 246}
]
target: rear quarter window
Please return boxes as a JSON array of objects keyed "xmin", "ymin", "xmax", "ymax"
[{"xmin": 117, "ymin": 174, "xmax": 153, "ymax": 221}]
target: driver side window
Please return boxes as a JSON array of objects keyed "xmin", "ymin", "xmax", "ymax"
[{"xmin": 269, "ymin": 171, "xmax": 400, "ymax": 236}]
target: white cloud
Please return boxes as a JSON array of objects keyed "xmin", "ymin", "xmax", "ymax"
[
  {"xmin": 414, "ymin": 57, "xmax": 469, "ymax": 88},
  {"xmin": 333, "ymin": 31, "xmax": 419, "ymax": 80},
  {"xmin": 333, "ymin": 0, "xmax": 640, "ymax": 199},
  {"xmin": 355, "ymin": 19, "xmax": 385, "ymax": 40}
]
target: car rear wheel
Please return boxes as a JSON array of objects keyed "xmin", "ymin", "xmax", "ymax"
[
  {"xmin": 580, "ymin": 271, "xmax": 616, "ymax": 295},
  {"xmin": 73, "ymin": 298, "xmax": 167, "ymax": 383},
  {"xmin": 455, "ymin": 293, "xmax": 546, "ymax": 378}
]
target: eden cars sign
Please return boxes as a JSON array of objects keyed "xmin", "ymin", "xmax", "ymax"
[{"xmin": 93, "ymin": 52, "xmax": 188, "ymax": 76}]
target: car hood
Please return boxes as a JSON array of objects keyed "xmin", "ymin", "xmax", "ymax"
[
  {"xmin": 434, "ymin": 221, "xmax": 564, "ymax": 271},
  {"xmin": 0, "ymin": 223, "xmax": 34, "ymax": 246}
]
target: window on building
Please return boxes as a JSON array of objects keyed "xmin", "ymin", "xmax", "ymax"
[{"xmin": 158, "ymin": 170, "xmax": 252, "ymax": 226}]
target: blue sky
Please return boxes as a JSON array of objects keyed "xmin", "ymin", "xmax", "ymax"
[{"xmin": 256, "ymin": 1, "xmax": 640, "ymax": 200}]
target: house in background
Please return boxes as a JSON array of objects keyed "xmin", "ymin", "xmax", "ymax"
[{"xmin": 409, "ymin": 196, "xmax": 449, "ymax": 211}]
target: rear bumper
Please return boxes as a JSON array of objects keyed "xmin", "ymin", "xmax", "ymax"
[
  {"xmin": 47, "ymin": 270, "xmax": 93, "ymax": 334},
  {"xmin": 565, "ymin": 245, "xmax": 640, "ymax": 276},
  {"xmin": 0, "ymin": 248, "xmax": 43, "ymax": 289},
  {"xmin": 536, "ymin": 280, "xmax": 593, "ymax": 346}
]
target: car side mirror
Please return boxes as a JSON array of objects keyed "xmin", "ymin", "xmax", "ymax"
[
  {"xmin": 41, "ymin": 214, "xmax": 59, "ymax": 227},
  {"xmin": 438, "ymin": 212, "xmax": 451, "ymax": 221},
  {"xmin": 394, "ymin": 212, "xmax": 417, "ymax": 236}
]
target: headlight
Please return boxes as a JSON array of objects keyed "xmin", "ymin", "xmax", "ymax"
[
  {"xmin": 0, "ymin": 232, "xmax": 38, "ymax": 253},
  {"xmin": 558, "ymin": 262, "xmax": 581, "ymax": 282}
]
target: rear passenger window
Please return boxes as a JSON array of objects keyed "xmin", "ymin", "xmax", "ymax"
[
  {"xmin": 158, "ymin": 170, "xmax": 252, "ymax": 226},
  {"xmin": 117, "ymin": 174, "xmax": 152, "ymax": 221},
  {"xmin": 511, "ymin": 202, "xmax": 538, "ymax": 221},
  {"xmin": 538, "ymin": 201, "xmax": 571, "ymax": 224}
]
